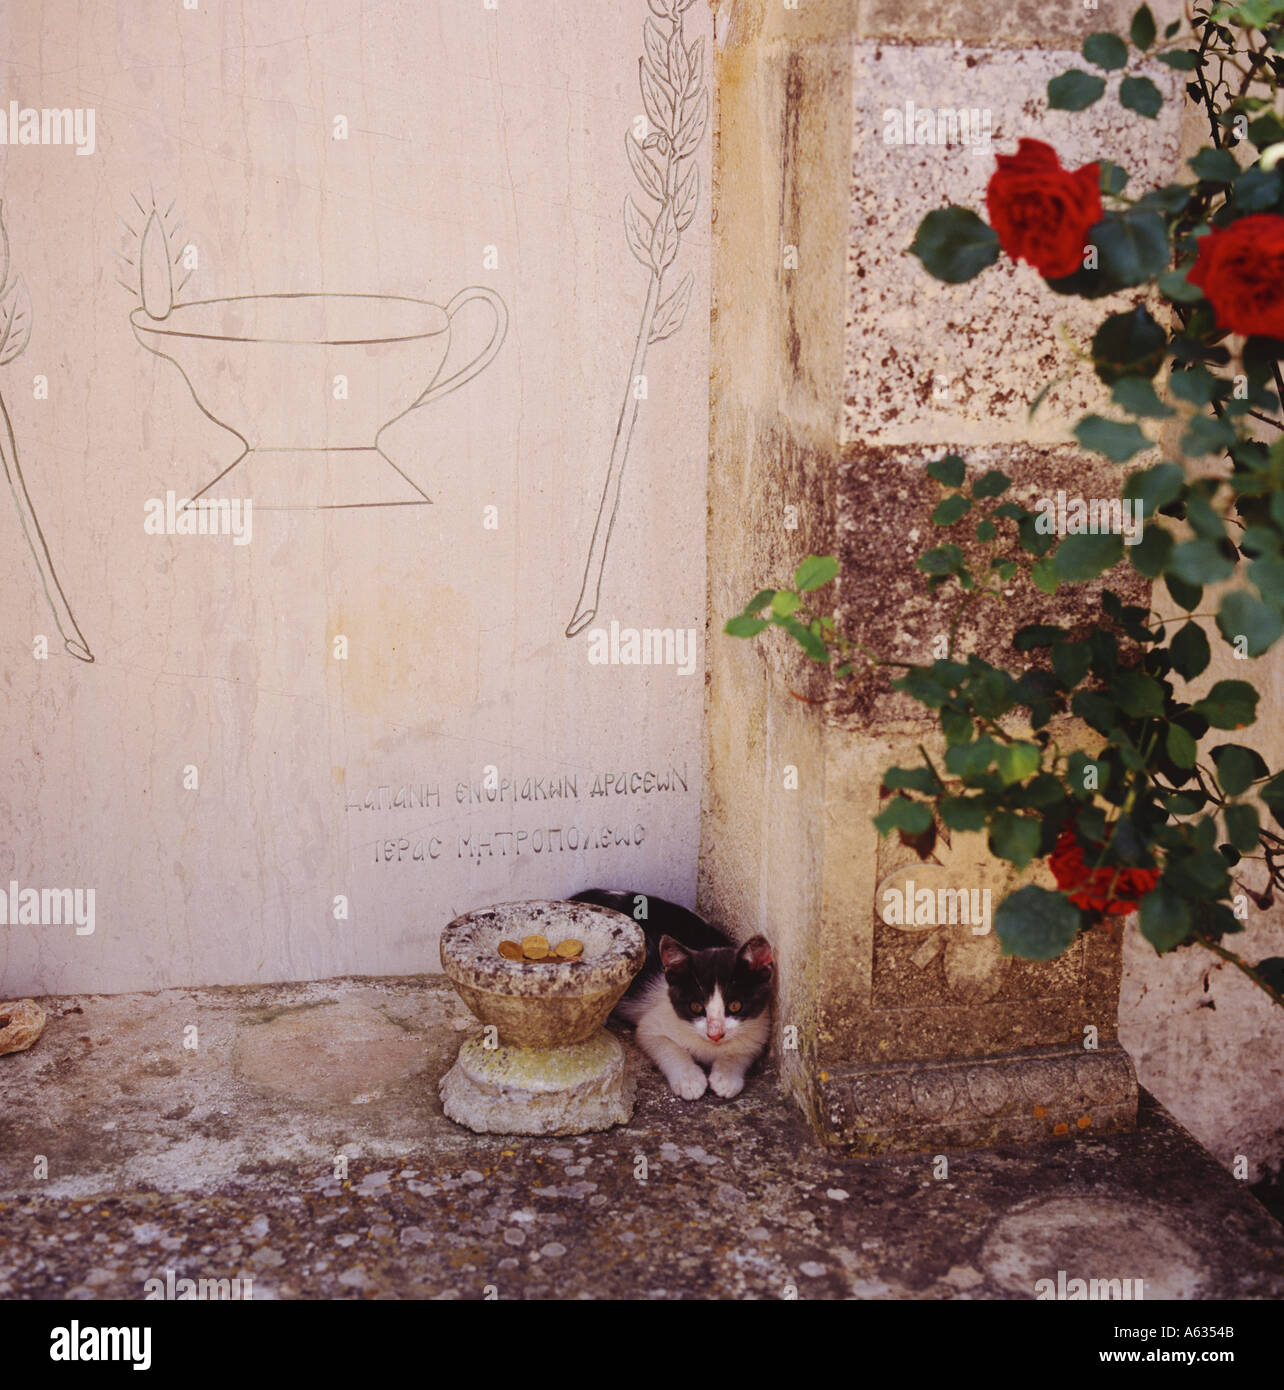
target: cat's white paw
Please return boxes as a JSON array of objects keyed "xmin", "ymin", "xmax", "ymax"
[
  {"xmin": 668, "ymin": 1068, "xmax": 708, "ymax": 1100},
  {"xmin": 709, "ymin": 1065, "xmax": 746, "ymax": 1099}
]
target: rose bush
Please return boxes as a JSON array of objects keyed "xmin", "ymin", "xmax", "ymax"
[{"xmin": 727, "ymin": 2, "xmax": 1284, "ymax": 1007}]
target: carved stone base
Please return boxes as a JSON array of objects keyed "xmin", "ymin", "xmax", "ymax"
[
  {"xmin": 439, "ymin": 1028, "xmax": 635, "ymax": 1137},
  {"xmin": 815, "ymin": 1043, "xmax": 1138, "ymax": 1155}
]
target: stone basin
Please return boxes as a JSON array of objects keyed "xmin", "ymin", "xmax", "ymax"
[
  {"xmin": 439, "ymin": 899, "xmax": 645, "ymax": 1048},
  {"xmin": 438, "ymin": 899, "xmax": 646, "ymax": 1135}
]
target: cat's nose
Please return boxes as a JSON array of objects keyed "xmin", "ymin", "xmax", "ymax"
[{"xmin": 707, "ymin": 1025, "xmax": 724, "ymax": 1041}]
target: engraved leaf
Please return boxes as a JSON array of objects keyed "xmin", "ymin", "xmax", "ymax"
[
  {"xmin": 685, "ymin": 38, "xmax": 705, "ymax": 97},
  {"xmin": 676, "ymin": 89, "xmax": 708, "ymax": 158},
  {"xmin": 626, "ymin": 133, "xmax": 667, "ymax": 203},
  {"xmin": 647, "ymin": 0, "xmax": 671, "ymax": 16},
  {"xmin": 643, "ymin": 18, "xmax": 670, "ymax": 81},
  {"xmin": 674, "ymin": 160, "xmax": 700, "ymax": 230},
  {"xmin": 640, "ymin": 59, "xmax": 673, "ymax": 138},
  {"xmin": 624, "ymin": 196, "xmax": 657, "ymax": 270},
  {"xmin": 651, "ymin": 201, "xmax": 679, "ymax": 271},
  {"xmin": 0, "ymin": 274, "xmax": 32, "ymax": 367},
  {"xmin": 649, "ymin": 270, "xmax": 694, "ymax": 344},
  {"xmin": 668, "ymin": 30, "xmax": 691, "ymax": 92},
  {"xmin": 0, "ymin": 201, "xmax": 9, "ymax": 297}
]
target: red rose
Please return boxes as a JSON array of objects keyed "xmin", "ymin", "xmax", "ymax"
[
  {"xmin": 1187, "ymin": 214, "xmax": 1284, "ymax": 339},
  {"xmin": 986, "ymin": 139, "xmax": 1102, "ymax": 279},
  {"xmin": 1050, "ymin": 822, "xmax": 1160, "ymax": 916}
]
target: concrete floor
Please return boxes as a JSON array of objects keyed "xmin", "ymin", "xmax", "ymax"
[{"xmin": 1, "ymin": 974, "xmax": 1281, "ymax": 1300}]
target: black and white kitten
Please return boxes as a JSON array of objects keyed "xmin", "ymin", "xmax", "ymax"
[{"xmin": 570, "ymin": 889, "xmax": 773, "ymax": 1101}]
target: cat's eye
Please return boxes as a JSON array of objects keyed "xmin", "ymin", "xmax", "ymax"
[
  {"xmin": 689, "ymin": 1002, "xmax": 704, "ymax": 1015},
  {"xmin": 729, "ymin": 1001, "xmax": 742, "ymax": 1013}
]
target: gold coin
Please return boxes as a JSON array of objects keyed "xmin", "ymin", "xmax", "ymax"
[
  {"xmin": 553, "ymin": 938, "xmax": 583, "ymax": 959},
  {"xmin": 521, "ymin": 934, "xmax": 550, "ymax": 960},
  {"xmin": 497, "ymin": 940, "xmax": 523, "ymax": 961}
]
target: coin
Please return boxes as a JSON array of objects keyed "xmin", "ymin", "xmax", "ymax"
[
  {"xmin": 553, "ymin": 938, "xmax": 583, "ymax": 959},
  {"xmin": 497, "ymin": 940, "xmax": 523, "ymax": 961},
  {"xmin": 521, "ymin": 934, "xmax": 550, "ymax": 960}
]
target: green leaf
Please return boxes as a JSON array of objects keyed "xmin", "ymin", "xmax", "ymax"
[
  {"xmin": 975, "ymin": 519, "xmax": 996, "ymax": 542},
  {"xmin": 1053, "ymin": 640, "xmax": 1092, "ymax": 687},
  {"xmin": 1168, "ymin": 538, "xmax": 1234, "ymax": 586},
  {"xmin": 1083, "ymin": 32, "xmax": 1129, "ymax": 69},
  {"xmin": 1051, "ymin": 531, "xmax": 1124, "ymax": 581},
  {"xmin": 1166, "ymin": 723, "xmax": 1198, "ymax": 768},
  {"xmin": 1212, "ymin": 743, "xmax": 1269, "ymax": 797},
  {"xmin": 1225, "ymin": 802, "xmax": 1261, "ymax": 854},
  {"xmin": 1114, "ymin": 669, "xmax": 1166, "ymax": 717},
  {"xmin": 742, "ymin": 589, "xmax": 776, "ymax": 615},
  {"xmin": 1189, "ymin": 148, "xmax": 1240, "ymax": 182},
  {"xmin": 996, "ymin": 884, "xmax": 1082, "ymax": 960},
  {"xmin": 1217, "ymin": 590, "xmax": 1284, "ymax": 658},
  {"xmin": 932, "ymin": 494, "xmax": 972, "ymax": 526},
  {"xmin": 724, "ymin": 615, "xmax": 769, "ymax": 638},
  {"xmin": 1124, "ymin": 461, "xmax": 1185, "ymax": 512},
  {"xmin": 1129, "ymin": 523, "xmax": 1173, "ymax": 578},
  {"xmin": 1119, "ymin": 74, "xmax": 1162, "ymax": 118},
  {"xmin": 1074, "ymin": 415, "xmax": 1151, "ymax": 462},
  {"xmin": 771, "ymin": 590, "xmax": 800, "ymax": 618},
  {"xmin": 917, "ymin": 543, "xmax": 965, "ymax": 576},
  {"xmin": 939, "ymin": 795, "xmax": 988, "ymax": 831},
  {"xmin": 1232, "ymin": 166, "xmax": 1284, "ymax": 213},
  {"xmin": 1130, "ymin": 3, "xmax": 1156, "ymax": 48},
  {"xmin": 1098, "ymin": 159, "xmax": 1130, "ymax": 195},
  {"xmin": 794, "ymin": 555, "xmax": 839, "ymax": 591},
  {"xmin": 1165, "ymin": 571, "xmax": 1203, "ymax": 611},
  {"xmin": 972, "ymin": 469, "xmax": 1012, "ymax": 498},
  {"xmin": 1135, "ymin": 183, "xmax": 1196, "ymax": 216},
  {"xmin": 1025, "ymin": 558, "xmax": 1055, "ymax": 596},
  {"xmin": 926, "ymin": 454, "xmax": 966, "ymax": 488},
  {"xmin": 945, "ymin": 738, "xmax": 997, "ymax": 778},
  {"xmin": 1182, "ymin": 413, "xmax": 1237, "ymax": 458},
  {"xmin": 883, "ymin": 765, "xmax": 943, "ymax": 795},
  {"xmin": 1261, "ymin": 773, "xmax": 1284, "ymax": 825},
  {"xmin": 1169, "ymin": 621, "xmax": 1211, "ymax": 679},
  {"xmin": 779, "ymin": 613, "xmax": 829, "ymax": 661},
  {"xmin": 1048, "ymin": 69, "xmax": 1107, "ymax": 111},
  {"xmin": 1193, "ymin": 679, "xmax": 1259, "ymax": 730},
  {"xmin": 874, "ymin": 796, "xmax": 933, "ymax": 837},
  {"xmin": 1014, "ymin": 624, "xmax": 1067, "ymax": 650},
  {"xmin": 910, "ymin": 209, "xmax": 1000, "ymax": 284},
  {"xmin": 1112, "ymin": 376, "xmax": 1174, "ymax": 418},
  {"xmin": 1158, "ymin": 266, "xmax": 1204, "ymax": 303},
  {"xmin": 1092, "ymin": 210, "xmax": 1169, "ymax": 286},
  {"xmin": 1139, "ymin": 887, "xmax": 1192, "ymax": 953},
  {"xmin": 988, "ymin": 813, "xmax": 1043, "ymax": 870},
  {"xmin": 1092, "ymin": 306, "xmax": 1167, "ymax": 384},
  {"xmin": 995, "ymin": 741, "xmax": 1042, "ymax": 785},
  {"xmin": 1184, "ymin": 492, "xmax": 1225, "ymax": 543},
  {"xmin": 1157, "ymin": 50, "xmax": 1199, "ymax": 70},
  {"xmin": 1169, "ymin": 366, "xmax": 1217, "ymax": 407}
]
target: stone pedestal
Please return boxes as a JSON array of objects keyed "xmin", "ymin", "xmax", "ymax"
[
  {"xmin": 701, "ymin": 0, "xmax": 1185, "ymax": 1152},
  {"xmin": 437, "ymin": 899, "xmax": 645, "ymax": 1137},
  {"xmin": 440, "ymin": 1030, "xmax": 634, "ymax": 1137}
]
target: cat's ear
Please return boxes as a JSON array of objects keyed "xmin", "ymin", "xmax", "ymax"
[
  {"xmin": 738, "ymin": 935, "xmax": 774, "ymax": 974},
  {"xmin": 658, "ymin": 935, "xmax": 692, "ymax": 973}
]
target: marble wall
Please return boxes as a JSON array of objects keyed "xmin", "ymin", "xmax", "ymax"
[{"xmin": 0, "ymin": 0, "xmax": 710, "ymax": 993}]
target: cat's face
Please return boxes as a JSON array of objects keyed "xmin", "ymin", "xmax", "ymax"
[{"xmin": 659, "ymin": 935, "xmax": 773, "ymax": 1044}]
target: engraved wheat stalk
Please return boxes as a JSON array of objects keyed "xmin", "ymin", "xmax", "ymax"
[
  {"xmin": 0, "ymin": 201, "xmax": 92, "ymax": 661},
  {"xmin": 566, "ymin": 0, "xmax": 706, "ymax": 638}
]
